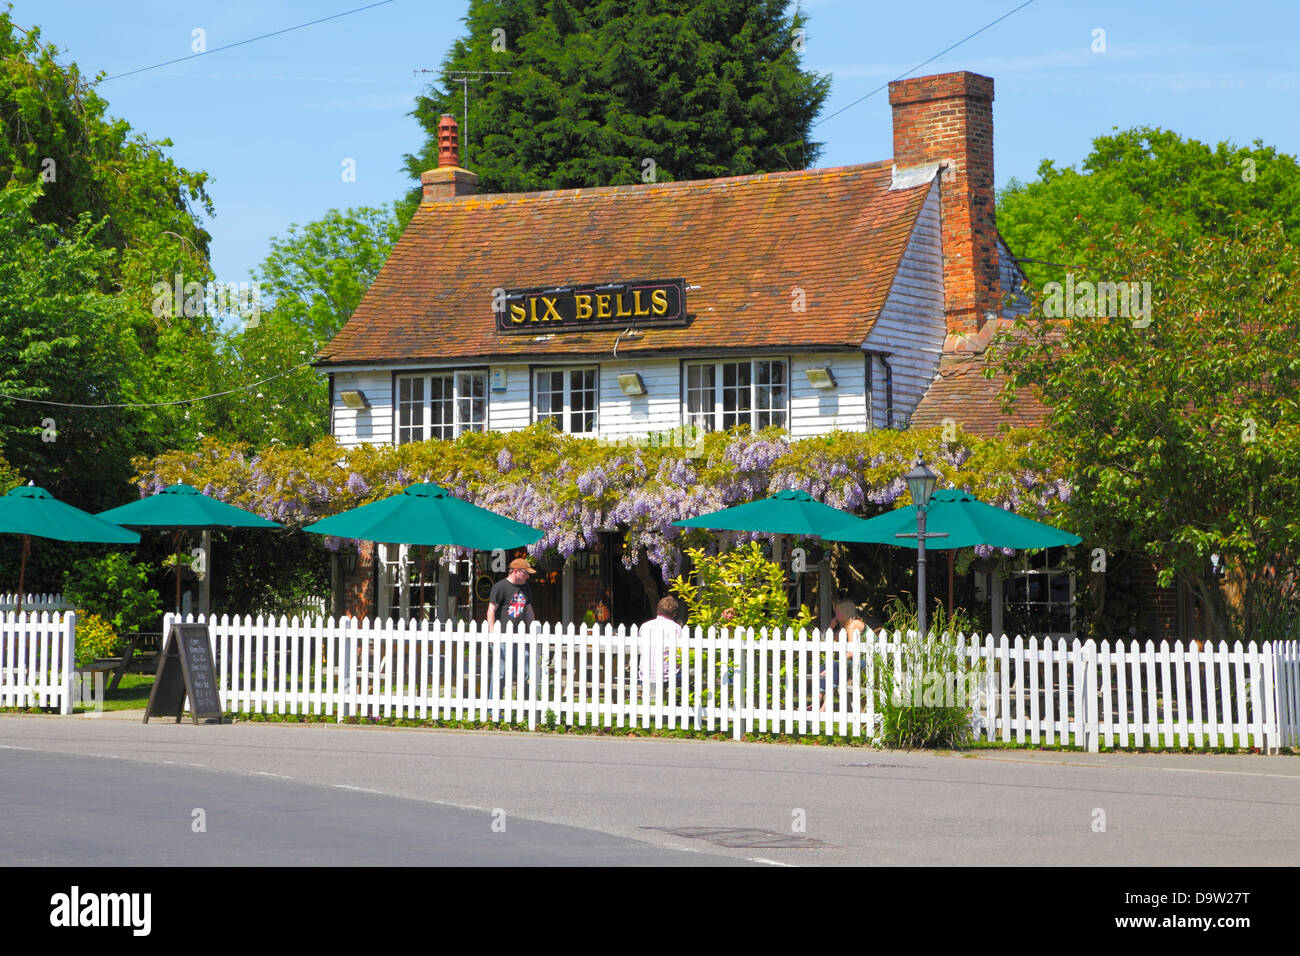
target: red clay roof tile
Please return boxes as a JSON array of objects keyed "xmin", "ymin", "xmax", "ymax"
[{"xmin": 317, "ymin": 162, "xmax": 933, "ymax": 366}]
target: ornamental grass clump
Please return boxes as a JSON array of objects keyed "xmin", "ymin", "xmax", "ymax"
[{"xmin": 871, "ymin": 596, "xmax": 985, "ymax": 749}]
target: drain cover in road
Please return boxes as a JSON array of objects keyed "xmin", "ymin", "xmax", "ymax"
[{"xmin": 642, "ymin": 826, "xmax": 834, "ymax": 849}]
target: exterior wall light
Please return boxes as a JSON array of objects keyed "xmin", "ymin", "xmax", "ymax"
[
  {"xmin": 618, "ymin": 373, "xmax": 647, "ymax": 396},
  {"xmin": 805, "ymin": 367, "xmax": 836, "ymax": 389},
  {"xmin": 339, "ymin": 390, "xmax": 370, "ymax": 409}
]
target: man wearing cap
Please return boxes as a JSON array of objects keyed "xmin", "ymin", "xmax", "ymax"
[{"xmin": 486, "ymin": 557, "xmax": 539, "ymax": 697}]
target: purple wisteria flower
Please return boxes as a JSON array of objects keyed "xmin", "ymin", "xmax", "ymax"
[
  {"xmin": 345, "ymin": 472, "xmax": 368, "ymax": 496},
  {"xmin": 496, "ymin": 449, "xmax": 513, "ymax": 473}
]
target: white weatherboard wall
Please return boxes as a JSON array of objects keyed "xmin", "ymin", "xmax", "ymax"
[
  {"xmin": 487, "ymin": 364, "xmax": 531, "ymax": 432},
  {"xmin": 789, "ymin": 353, "xmax": 868, "ymax": 437},
  {"xmin": 596, "ymin": 357, "xmax": 684, "ymax": 440},
  {"xmin": 863, "ymin": 179, "xmax": 945, "ymax": 427},
  {"xmin": 332, "ymin": 370, "xmax": 393, "ymax": 448},
  {"xmin": 997, "ymin": 236, "xmax": 1031, "ymax": 319}
]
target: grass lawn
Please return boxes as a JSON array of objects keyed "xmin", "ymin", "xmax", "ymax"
[{"xmin": 72, "ymin": 673, "xmax": 154, "ymax": 713}]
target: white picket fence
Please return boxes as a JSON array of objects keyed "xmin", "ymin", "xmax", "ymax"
[
  {"xmin": 0, "ymin": 593, "xmax": 70, "ymax": 612},
  {"xmin": 164, "ymin": 614, "xmax": 1299, "ymax": 752},
  {"xmin": 0, "ymin": 611, "xmax": 77, "ymax": 713}
]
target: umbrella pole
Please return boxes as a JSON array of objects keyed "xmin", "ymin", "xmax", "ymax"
[
  {"xmin": 17, "ymin": 535, "xmax": 30, "ymax": 612},
  {"xmin": 419, "ymin": 546, "xmax": 426, "ymax": 622},
  {"xmin": 948, "ymin": 550, "xmax": 954, "ymax": 619},
  {"xmin": 175, "ymin": 531, "xmax": 183, "ymax": 615}
]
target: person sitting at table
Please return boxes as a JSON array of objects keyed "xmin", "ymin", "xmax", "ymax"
[{"xmin": 820, "ymin": 599, "xmax": 869, "ymax": 711}]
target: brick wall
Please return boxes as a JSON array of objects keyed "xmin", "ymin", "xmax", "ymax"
[
  {"xmin": 574, "ymin": 540, "xmax": 612, "ymax": 620},
  {"xmin": 340, "ymin": 540, "xmax": 376, "ymax": 619},
  {"xmin": 1129, "ymin": 555, "xmax": 1180, "ymax": 640},
  {"xmin": 889, "ymin": 71, "xmax": 999, "ymax": 336}
]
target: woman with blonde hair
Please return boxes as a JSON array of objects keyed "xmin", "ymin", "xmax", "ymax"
[{"xmin": 821, "ymin": 599, "xmax": 868, "ymax": 711}]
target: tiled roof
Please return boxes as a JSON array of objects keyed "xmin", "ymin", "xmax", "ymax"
[
  {"xmin": 910, "ymin": 319, "xmax": 1051, "ymax": 436},
  {"xmin": 316, "ymin": 162, "xmax": 933, "ymax": 366}
]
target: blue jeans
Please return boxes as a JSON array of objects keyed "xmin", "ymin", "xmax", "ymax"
[{"xmin": 489, "ymin": 641, "xmax": 534, "ymax": 699}]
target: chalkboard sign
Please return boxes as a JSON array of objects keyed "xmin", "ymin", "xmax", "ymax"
[{"xmin": 143, "ymin": 622, "xmax": 224, "ymax": 724}]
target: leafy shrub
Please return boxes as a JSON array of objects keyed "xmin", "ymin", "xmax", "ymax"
[
  {"xmin": 670, "ymin": 542, "xmax": 815, "ymax": 708},
  {"xmin": 871, "ymin": 595, "xmax": 984, "ymax": 749},
  {"xmin": 63, "ymin": 553, "xmax": 161, "ymax": 634},
  {"xmin": 74, "ymin": 612, "xmax": 119, "ymax": 668},
  {"xmin": 671, "ymin": 541, "xmax": 813, "ymax": 633}
]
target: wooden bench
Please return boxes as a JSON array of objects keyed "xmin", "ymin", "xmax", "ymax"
[{"xmin": 91, "ymin": 633, "xmax": 162, "ymax": 692}]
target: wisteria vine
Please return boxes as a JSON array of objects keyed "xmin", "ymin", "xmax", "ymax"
[{"xmin": 134, "ymin": 424, "xmax": 1071, "ymax": 581}]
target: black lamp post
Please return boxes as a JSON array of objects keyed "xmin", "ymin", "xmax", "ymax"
[{"xmin": 896, "ymin": 455, "xmax": 947, "ymax": 638}]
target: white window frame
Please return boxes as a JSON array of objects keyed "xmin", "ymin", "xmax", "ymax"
[
  {"xmin": 681, "ymin": 358, "xmax": 789, "ymax": 433},
  {"xmin": 395, "ymin": 370, "xmax": 487, "ymax": 444},
  {"xmin": 1001, "ymin": 547, "xmax": 1076, "ymax": 639},
  {"xmin": 533, "ymin": 365, "xmax": 598, "ymax": 435}
]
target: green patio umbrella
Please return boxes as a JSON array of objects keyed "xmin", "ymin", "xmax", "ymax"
[
  {"xmin": 301, "ymin": 483, "xmax": 543, "ymax": 619},
  {"xmin": 98, "ymin": 483, "xmax": 282, "ymax": 613},
  {"xmin": 673, "ymin": 490, "xmax": 873, "ymax": 618},
  {"xmin": 0, "ymin": 484, "xmax": 140, "ymax": 612},
  {"xmin": 673, "ymin": 489, "xmax": 872, "ymax": 537},
  {"xmin": 823, "ymin": 488, "xmax": 1082, "ymax": 614},
  {"xmin": 823, "ymin": 489, "xmax": 1081, "ymax": 550}
]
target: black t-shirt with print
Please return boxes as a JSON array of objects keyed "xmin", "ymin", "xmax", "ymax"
[{"xmin": 489, "ymin": 578, "xmax": 536, "ymax": 626}]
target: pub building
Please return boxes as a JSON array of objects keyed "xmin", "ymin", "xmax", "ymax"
[{"xmin": 316, "ymin": 70, "xmax": 1189, "ymax": 641}]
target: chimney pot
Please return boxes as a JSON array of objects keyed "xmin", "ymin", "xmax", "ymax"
[
  {"xmin": 421, "ymin": 113, "xmax": 478, "ymax": 202},
  {"xmin": 438, "ymin": 114, "xmax": 459, "ymax": 168}
]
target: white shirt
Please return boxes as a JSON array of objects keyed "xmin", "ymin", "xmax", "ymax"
[{"xmin": 638, "ymin": 615, "xmax": 681, "ymax": 682}]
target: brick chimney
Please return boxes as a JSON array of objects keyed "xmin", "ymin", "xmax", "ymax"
[
  {"xmin": 420, "ymin": 114, "xmax": 478, "ymax": 202},
  {"xmin": 889, "ymin": 72, "xmax": 998, "ymax": 336}
]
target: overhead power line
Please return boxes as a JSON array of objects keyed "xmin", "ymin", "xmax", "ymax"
[
  {"xmin": 0, "ymin": 362, "xmax": 317, "ymax": 409},
  {"xmin": 98, "ymin": 0, "xmax": 398, "ymax": 83},
  {"xmin": 813, "ymin": 0, "xmax": 1038, "ymax": 127}
]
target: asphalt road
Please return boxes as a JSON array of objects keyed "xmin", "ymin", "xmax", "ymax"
[{"xmin": 2, "ymin": 712, "xmax": 1297, "ymax": 866}]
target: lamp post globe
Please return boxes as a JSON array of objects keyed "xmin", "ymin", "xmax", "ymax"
[
  {"xmin": 906, "ymin": 455, "xmax": 938, "ymax": 639},
  {"xmin": 905, "ymin": 456, "xmax": 938, "ymax": 510}
]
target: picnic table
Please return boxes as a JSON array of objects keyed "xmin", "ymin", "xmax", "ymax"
[{"xmin": 88, "ymin": 632, "xmax": 162, "ymax": 692}]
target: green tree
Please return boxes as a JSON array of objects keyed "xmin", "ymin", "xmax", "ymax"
[
  {"xmin": 0, "ymin": 183, "xmax": 143, "ymax": 510},
  {"xmin": 250, "ymin": 206, "xmax": 402, "ymax": 342},
  {"xmin": 400, "ymin": 0, "xmax": 829, "ymax": 215},
  {"xmin": 207, "ymin": 206, "xmax": 401, "ymax": 448},
  {"xmin": 0, "ymin": 12, "xmax": 212, "ymax": 275},
  {"xmin": 63, "ymin": 552, "xmax": 161, "ymax": 635},
  {"xmin": 992, "ymin": 216, "xmax": 1300, "ymax": 644},
  {"xmin": 997, "ymin": 127, "xmax": 1300, "ymax": 287},
  {"xmin": 0, "ymin": 13, "xmax": 223, "ymax": 500}
]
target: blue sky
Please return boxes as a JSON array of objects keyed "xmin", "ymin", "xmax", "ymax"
[{"xmin": 12, "ymin": 1, "xmax": 1300, "ymax": 285}]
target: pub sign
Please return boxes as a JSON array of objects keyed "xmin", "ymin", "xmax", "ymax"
[{"xmin": 495, "ymin": 278, "xmax": 686, "ymax": 334}]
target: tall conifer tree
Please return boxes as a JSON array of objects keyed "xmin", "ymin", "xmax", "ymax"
[{"xmin": 401, "ymin": 0, "xmax": 829, "ymax": 213}]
